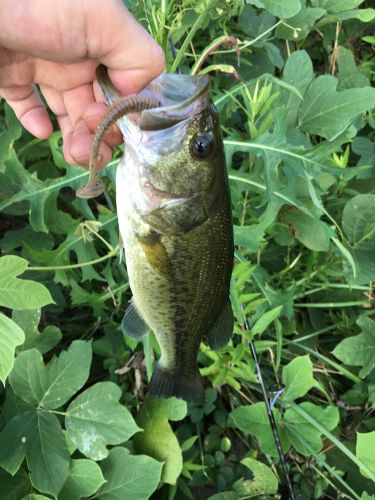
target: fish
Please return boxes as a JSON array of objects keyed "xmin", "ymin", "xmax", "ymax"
[{"xmin": 77, "ymin": 66, "xmax": 234, "ymax": 404}]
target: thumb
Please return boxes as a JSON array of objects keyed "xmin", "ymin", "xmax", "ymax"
[{"xmin": 86, "ymin": 0, "xmax": 165, "ymax": 94}]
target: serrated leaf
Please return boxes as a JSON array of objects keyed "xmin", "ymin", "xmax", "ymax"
[
  {"xmin": 133, "ymin": 397, "xmax": 187, "ymax": 485},
  {"xmin": 260, "ymin": 0, "xmax": 301, "ymax": 18},
  {"xmin": 0, "ymin": 126, "xmax": 22, "ymax": 172},
  {"xmin": 282, "ymin": 355, "xmax": 316, "ymax": 403},
  {"xmin": 0, "ymin": 410, "xmax": 70, "ymax": 497},
  {"xmin": 65, "ymin": 382, "xmax": 140, "ymax": 460},
  {"xmin": 333, "ymin": 316, "xmax": 375, "ymax": 378},
  {"xmin": 284, "ymin": 402, "xmax": 339, "ymax": 456},
  {"xmin": 357, "ymin": 432, "xmax": 375, "ymax": 478},
  {"xmin": 229, "ymin": 402, "xmax": 289, "ymax": 456},
  {"xmin": 0, "ymin": 255, "xmax": 53, "ymax": 309},
  {"xmin": 299, "ymin": 75, "xmax": 375, "ymax": 139},
  {"xmin": 98, "ymin": 447, "xmax": 162, "ymax": 500},
  {"xmin": 233, "ymin": 457, "xmax": 278, "ymax": 496},
  {"xmin": 59, "ymin": 459, "xmax": 106, "ymax": 500},
  {"xmin": 0, "ymin": 313, "xmax": 25, "ymax": 384},
  {"xmin": 0, "ymin": 151, "xmax": 87, "ymax": 233},
  {"xmin": 10, "ymin": 341, "xmax": 92, "ymax": 409}
]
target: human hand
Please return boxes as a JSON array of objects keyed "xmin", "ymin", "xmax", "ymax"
[{"xmin": 0, "ymin": 0, "xmax": 165, "ymax": 167}]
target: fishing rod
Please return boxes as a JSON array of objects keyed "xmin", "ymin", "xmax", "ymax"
[{"xmin": 168, "ymin": 35, "xmax": 296, "ymax": 499}]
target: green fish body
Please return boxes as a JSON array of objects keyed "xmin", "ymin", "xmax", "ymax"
[{"xmin": 100, "ymin": 71, "xmax": 234, "ymax": 404}]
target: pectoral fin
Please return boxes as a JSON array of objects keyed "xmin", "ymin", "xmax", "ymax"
[
  {"xmin": 121, "ymin": 299, "xmax": 150, "ymax": 339},
  {"xmin": 206, "ymin": 300, "xmax": 233, "ymax": 350}
]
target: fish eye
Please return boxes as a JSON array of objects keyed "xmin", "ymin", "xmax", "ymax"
[{"xmin": 189, "ymin": 133, "xmax": 214, "ymax": 160}]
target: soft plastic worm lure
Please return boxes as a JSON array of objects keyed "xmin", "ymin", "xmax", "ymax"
[{"xmin": 76, "ymin": 94, "xmax": 160, "ymax": 199}]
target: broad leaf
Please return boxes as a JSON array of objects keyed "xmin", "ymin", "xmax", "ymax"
[
  {"xmin": 0, "ymin": 410, "xmax": 70, "ymax": 498},
  {"xmin": 281, "ymin": 209, "xmax": 331, "ymax": 251},
  {"xmin": 133, "ymin": 397, "xmax": 187, "ymax": 485},
  {"xmin": 282, "ymin": 355, "xmax": 315, "ymax": 403},
  {"xmin": 357, "ymin": 432, "xmax": 375, "ymax": 477},
  {"xmin": 0, "ymin": 468, "xmax": 32, "ymax": 499},
  {"xmin": 229, "ymin": 402, "xmax": 289, "ymax": 456},
  {"xmin": 10, "ymin": 341, "xmax": 92, "ymax": 409},
  {"xmin": 233, "ymin": 457, "xmax": 278, "ymax": 496},
  {"xmin": 260, "ymin": 0, "xmax": 301, "ymax": 18},
  {"xmin": 343, "ymin": 194, "xmax": 375, "ymax": 251},
  {"xmin": 311, "ymin": 0, "xmax": 364, "ymax": 12},
  {"xmin": 65, "ymin": 382, "xmax": 140, "ymax": 460},
  {"xmin": 333, "ymin": 316, "xmax": 375, "ymax": 378},
  {"xmin": 299, "ymin": 75, "xmax": 375, "ymax": 139},
  {"xmin": 284, "ymin": 403, "xmax": 339, "ymax": 456},
  {"xmin": 282, "ymin": 50, "xmax": 314, "ymax": 126},
  {"xmin": 0, "ymin": 313, "xmax": 25, "ymax": 384},
  {"xmin": 13, "ymin": 309, "xmax": 61, "ymax": 354},
  {"xmin": 98, "ymin": 447, "xmax": 162, "ymax": 500},
  {"xmin": 0, "ymin": 255, "xmax": 53, "ymax": 309},
  {"xmin": 59, "ymin": 459, "xmax": 106, "ymax": 500}
]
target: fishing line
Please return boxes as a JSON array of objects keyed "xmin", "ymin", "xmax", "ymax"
[
  {"xmin": 243, "ymin": 309, "xmax": 296, "ymax": 500},
  {"xmin": 169, "ymin": 34, "xmax": 295, "ymax": 498}
]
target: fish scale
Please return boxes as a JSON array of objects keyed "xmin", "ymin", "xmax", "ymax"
[{"xmin": 78, "ymin": 65, "xmax": 234, "ymax": 404}]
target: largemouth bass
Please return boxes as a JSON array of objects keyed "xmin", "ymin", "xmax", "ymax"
[{"xmin": 78, "ymin": 66, "xmax": 234, "ymax": 404}]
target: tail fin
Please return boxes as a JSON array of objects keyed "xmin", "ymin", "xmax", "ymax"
[{"xmin": 149, "ymin": 364, "xmax": 204, "ymax": 405}]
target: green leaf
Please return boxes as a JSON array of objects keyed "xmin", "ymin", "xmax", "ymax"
[
  {"xmin": 276, "ymin": 7, "xmax": 325, "ymax": 41},
  {"xmin": 0, "ymin": 255, "xmax": 53, "ymax": 309},
  {"xmin": 23, "ymin": 495, "xmax": 51, "ymax": 500},
  {"xmin": 10, "ymin": 340, "xmax": 92, "ymax": 409},
  {"xmin": 338, "ymin": 46, "xmax": 369, "ymax": 89},
  {"xmin": 13, "ymin": 309, "xmax": 62, "ymax": 354},
  {"xmin": 233, "ymin": 457, "xmax": 278, "ymax": 496},
  {"xmin": 59, "ymin": 459, "xmax": 106, "ymax": 500},
  {"xmin": 343, "ymin": 194, "xmax": 375, "ymax": 284},
  {"xmin": 282, "ymin": 50, "xmax": 314, "ymax": 126},
  {"xmin": 332, "ymin": 316, "xmax": 375, "ymax": 378},
  {"xmin": 343, "ymin": 194, "xmax": 375, "ymax": 252},
  {"xmin": 317, "ymin": 8, "xmax": 375, "ymax": 25},
  {"xmin": 251, "ymin": 305, "xmax": 283, "ymax": 336},
  {"xmin": 65, "ymin": 382, "xmax": 140, "ymax": 460},
  {"xmin": 0, "ymin": 468, "xmax": 32, "ymax": 499},
  {"xmin": 229, "ymin": 402, "xmax": 289, "ymax": 456},
  {"xmin": 260, "ymin": 0, "xmax": 301, "ymax": 18},
  {"xmin": 133, "ymin": 397, "xmax": 187, "ymax": 485},
  {"xmin": 311, "ymin": 0, "xmax": 364, "ymax": 13},
  {"xmin": 357, "ymin": 432, "xmax": 375, "ymax": 478},
  {"xmin": 299, "ymin": 75, "xmax": 375, "ymax": 139},
  {"xmin": 284, "ymin": 402, "xmax": 339, "ymax": 456},
  {"xmin": 207, "ymin": 493, "xmax": 238, "ymax": 500},
  {"xmin": 0, "ymin": 126, "xmax": 22, "ymax": 172},
  {"xmin": 0, "ymin": 312, "xmax": 25, "ymax": 384},
  {"xmin": 281, "ymin": 209, "xmax": 331, "ymax": 251},
  {"xmin": 98, "ymin": 447, "xmax": 162, "ymax": 500},
  {"xmin": 282, "ymin": 355, "xmax": 316, "ymax": 403},
  {"xmin": 0, "ymin": 410, "xmax": 70, "ymax": 498}
]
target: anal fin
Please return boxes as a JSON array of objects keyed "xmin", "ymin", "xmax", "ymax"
[
  {"xmin": 206, "ymin": 300, "xmax": 233, "ymax": 350},
  {"xmin": 121, "ymin": 299, "xmax": 150, "ymax": 339}
]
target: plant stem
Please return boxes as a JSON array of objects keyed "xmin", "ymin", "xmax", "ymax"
[{"xmin": 28, "ymin": 246, "xmax": 119, "ymax": 272}]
